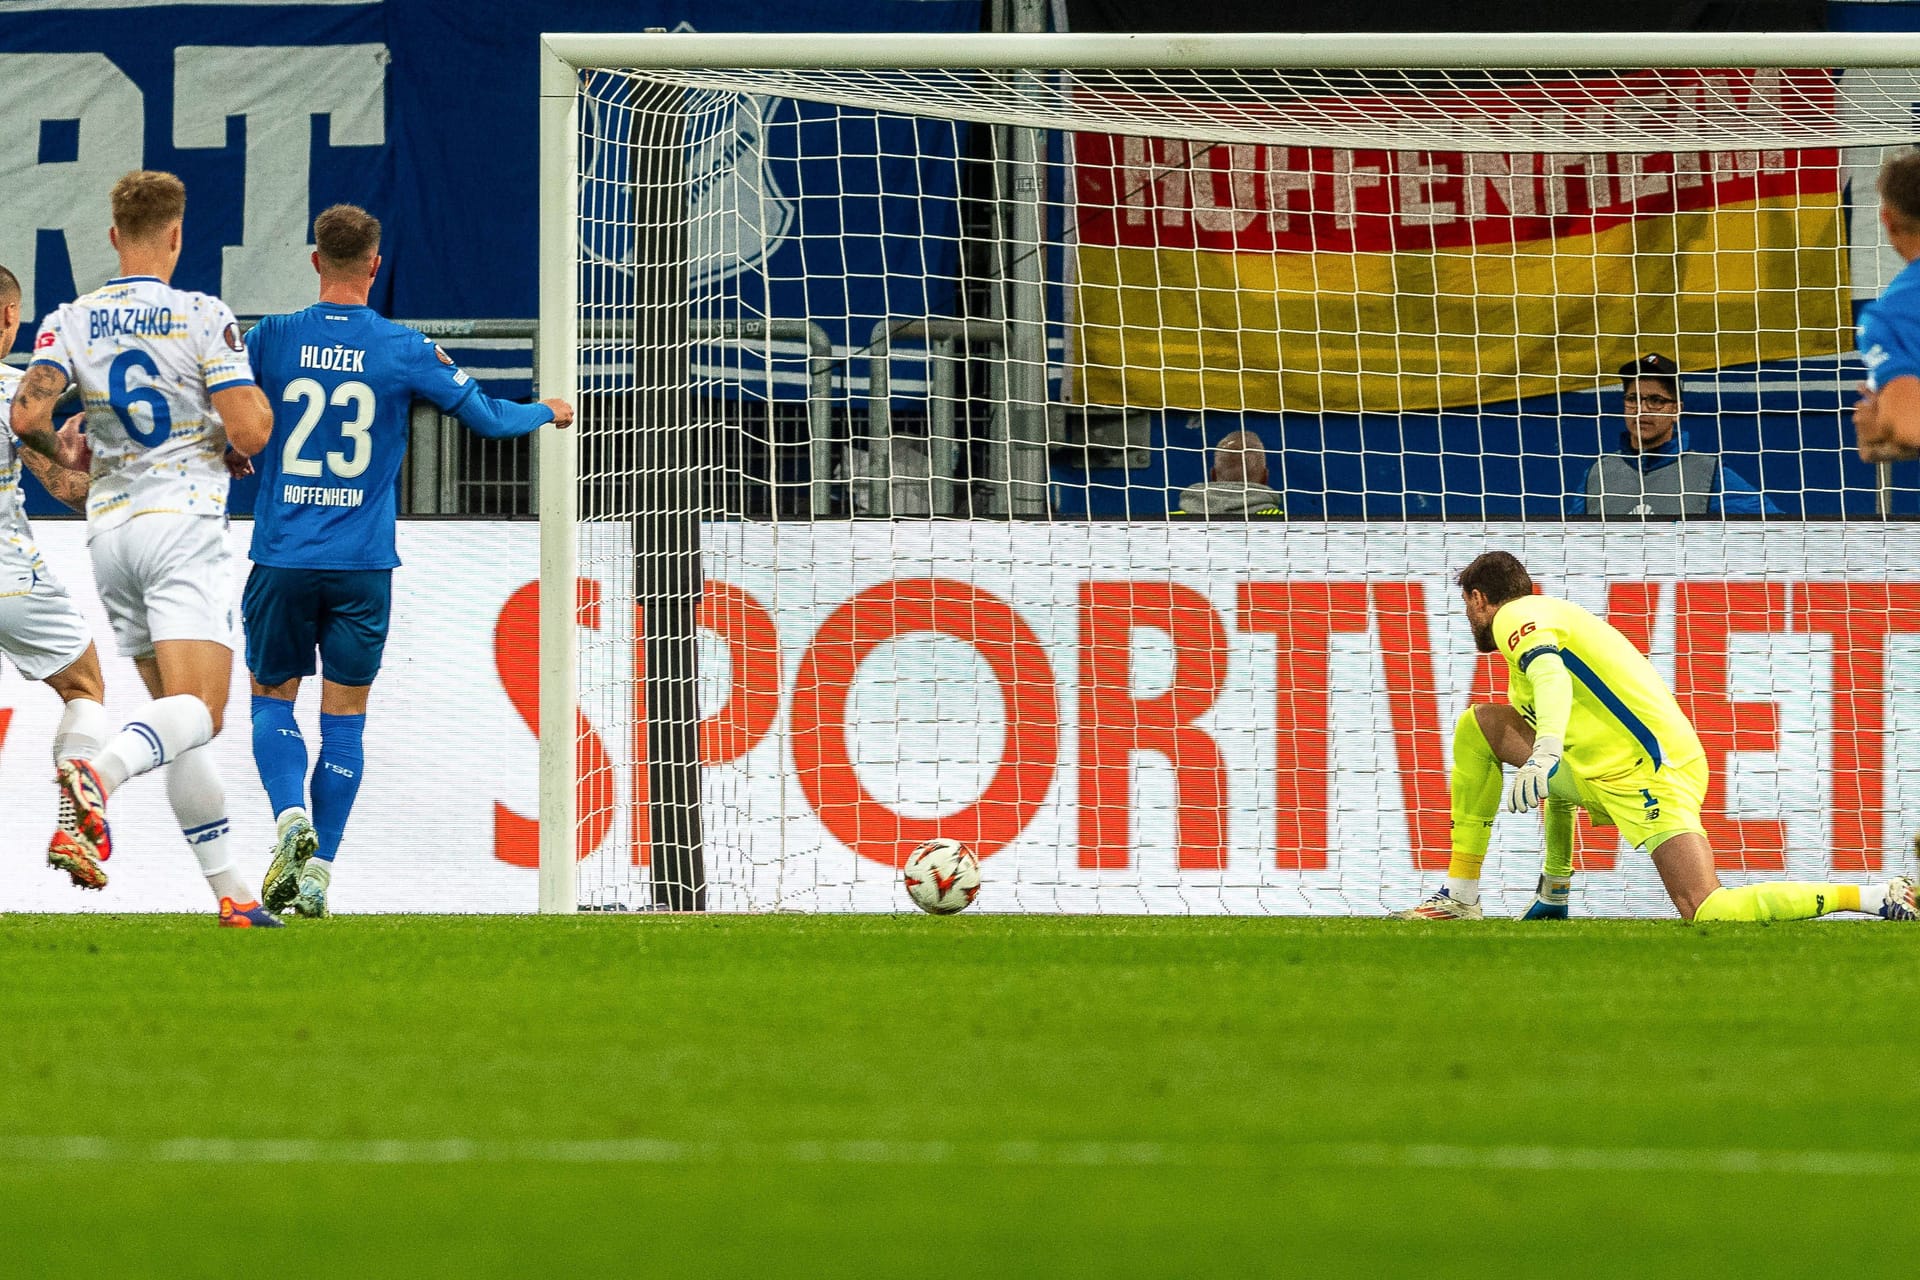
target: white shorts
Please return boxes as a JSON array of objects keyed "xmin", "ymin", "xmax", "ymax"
[
  {"xmin": 0, "ymin": 561, "xmax": 92, "ymax": 681},
  {"xmin": 89, "ymin": 513, "xmax": 236, "ymax": 659}
]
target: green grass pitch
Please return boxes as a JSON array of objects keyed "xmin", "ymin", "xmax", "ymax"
[{"xmin": 1, "ymin": 913, "xmax": 1915, "ymax": 1277}]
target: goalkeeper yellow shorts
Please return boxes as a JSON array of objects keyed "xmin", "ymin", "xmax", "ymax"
[{"xmin": 1551, "ymin": 755, "xmax": 1710, "ymax": 853}]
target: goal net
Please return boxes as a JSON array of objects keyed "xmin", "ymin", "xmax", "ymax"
[{"xmin": 540, "ymin": 32, "xmax": 1920, "ymax": 915}]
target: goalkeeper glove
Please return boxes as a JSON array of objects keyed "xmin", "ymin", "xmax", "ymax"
[{"xmin": 1504, "ymin": 735, "xmax": 1562, "ymax": 814}]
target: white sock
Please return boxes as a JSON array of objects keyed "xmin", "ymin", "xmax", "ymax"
[
  {"xmin": 53, "ymin": 697, "xmax": 111, "ymax": 764},
  {"xmin": 167, "ymin": 744, "xmax": 248, "ymax": 904},
  {"xmin": 1859, "ymin": 882, "xmax": 1890, "ymax": 915},
  {"xmin": 94, "ymin": 695, "xmax": 214, "ymax": 794},
  {"xmin": 1445, "ymin": 876, "xmax": 1482, "ymax": 905},
  {"xmin": 278, "ymin": 807, "xmax": 310, "ymax": 835},
  {"xmin": 54, "ymin": 697, "xmax": 112, "ymax": 835}
]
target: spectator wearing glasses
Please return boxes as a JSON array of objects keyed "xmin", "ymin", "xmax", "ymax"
[{"xmin": 1572, "ymin": 353, "xmax": 1774, "ymax": 518}]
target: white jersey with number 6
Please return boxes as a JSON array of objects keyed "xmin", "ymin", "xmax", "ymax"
[{"xmin": 28, "ymin": 274, "xmax": 255, "ymax": 534}]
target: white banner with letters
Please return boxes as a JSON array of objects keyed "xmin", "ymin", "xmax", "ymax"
[
  {"xmin": 9, "ymin": 520, "xmax": 1920, "ymax": 916},
  {"xmin": 1, "ymin": 522, "xmax": 539, "ymax": 913}
]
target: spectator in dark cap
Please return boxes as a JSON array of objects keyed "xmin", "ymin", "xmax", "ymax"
[{"xmin": 1572, "ymin": 353, "xmax": 1774, "ymax": 518}]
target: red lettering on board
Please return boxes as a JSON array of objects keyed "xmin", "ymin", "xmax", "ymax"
[
  {"xmin": 1078, "ymin": 582, "xmax": 1229, "ymax": 870},
  {"xmin": 1237, "ymin": 581, "xmax": 1370, "ymax": 869},
  {"xmin": 791, "ymin": 578, "xmax": 1058, "ymax": 867}
]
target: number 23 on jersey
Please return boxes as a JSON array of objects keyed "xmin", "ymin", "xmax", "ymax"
[{"xmin": 280, "ymin": 378, "xmax": 375, "ymax": 479}]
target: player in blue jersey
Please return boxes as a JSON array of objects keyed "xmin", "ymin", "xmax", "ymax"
[
  {"xmin": 1856, "ymin": 153, "xmax": 1920, "ymax": 464},
  {"xmin": 241, "ymin": 205, "xmax": 573, "ymax": 917}
]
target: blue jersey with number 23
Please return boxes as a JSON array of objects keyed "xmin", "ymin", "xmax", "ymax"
[{"xmin": 246, "ymin": 304, "xmax": 550, "ymax": 570}]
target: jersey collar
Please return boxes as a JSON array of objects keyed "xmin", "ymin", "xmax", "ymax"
[{"xmin": 105, "ymin": 275, "xmax": 165, "ymax": 286}]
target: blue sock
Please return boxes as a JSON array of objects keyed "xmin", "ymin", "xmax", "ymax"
[
  {"xmin": 310, "ymin": 712, "xmax": 366, "ymax": 863},
  {"xmin": 250, "ymin": 695, "xmax": 308, "ymax": 819}
]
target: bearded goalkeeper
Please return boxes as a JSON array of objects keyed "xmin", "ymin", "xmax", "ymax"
[{"xmin": 1398, "ymin": 551, "xmax": 1917, "ymax": 923}]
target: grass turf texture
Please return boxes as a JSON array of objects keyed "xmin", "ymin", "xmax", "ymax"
[{"xmin": 0, "ymin": 916, "xmax": 1915, "ymax": 1278}]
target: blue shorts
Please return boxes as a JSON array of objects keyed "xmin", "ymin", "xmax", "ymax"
[{"xmin": 243, "ymin": 566, "xmax": 393, "ymax": 688}]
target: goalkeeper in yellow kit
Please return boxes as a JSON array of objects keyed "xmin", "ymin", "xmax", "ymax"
[{"xmin": 1398, "ymin": 551, "xmax": 1918, "ymax": 923}]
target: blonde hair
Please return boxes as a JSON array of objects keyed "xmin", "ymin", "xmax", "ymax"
[
  {"xmin": 314, "ymin": 204, "xmax": 382, "ymax": 271},
  {"xmin": 111, "ymin": 170, "xmax": 187, "ymax": 241}
]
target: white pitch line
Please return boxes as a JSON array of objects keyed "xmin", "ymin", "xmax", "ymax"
[{"xmin": 0, "ymin": 1137, "xmax": 1913, "ymax": 1177}]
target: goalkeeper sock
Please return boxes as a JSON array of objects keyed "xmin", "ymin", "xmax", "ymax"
[
  {"xmin": 1543, "ymin": 797, "xmax": 1576, "ymax": 880},
  {"xmin": 93, "ymin": 695, "xmax": 214, "ymax": 794},
  {"xmin": 167, "ymin": 745, "xmax": 249, "ymax": 904},
  {"xmin": 250, "ymin": 694, "xmax": 309, "ymax": 820},
  {"xmin": 1446, "ymin": 708, "xmax": 1501, "ymax": 899},
  {"xmin": 1693, "ymin": 882, "xmax": 1862, "ymax": 923},
  {"xmin": 310, "ymin": 712, "xmax": 366, "ymax": 863}
]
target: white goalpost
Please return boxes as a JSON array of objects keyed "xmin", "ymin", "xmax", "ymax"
[{"xmin": 537, "ymin": 30, "xmax": 1920, "ymax": 916}]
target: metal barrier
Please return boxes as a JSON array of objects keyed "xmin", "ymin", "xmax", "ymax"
[
  {"xmin": 866, "ymin": 318, "xmax": 1010, "ymax": 517},
  {"xmin": 12, "ymin": 314, "xmax": 1032, "ymax": 520}
]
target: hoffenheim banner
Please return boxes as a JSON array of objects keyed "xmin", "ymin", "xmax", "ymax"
[{"xmin": 0, "ymin": 0, "xmax": 981, "ymax": 330}]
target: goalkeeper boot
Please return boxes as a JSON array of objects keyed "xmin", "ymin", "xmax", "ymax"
[
  {"xmin": 292, "ymin": 860, "xmax": 332, "ymax": 920},
  {"xmin": 218, "ymin": 897, "xmax": 284, "ymax": 929},
  {"xmin": 1522, "ymin": 873, "xmax": 1572, "ymax": 921},
  {"xmin": 1878, "ymin": 876, "xmax": 1918, "ymax": 922},
  {"xmin": 261, "ymin": 812, "xmax": 319, "ymax": 913},
  {"xmin": 1394, "ymin": 888, "xmax": 1483, "ymax": 920}
]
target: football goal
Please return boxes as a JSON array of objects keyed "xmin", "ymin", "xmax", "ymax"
[{"xmin": 536, "ymin": 30, "xmax": 1920, "ymax": 915}]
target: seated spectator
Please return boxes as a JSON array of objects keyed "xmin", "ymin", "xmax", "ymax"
[
  {"xmin": 1574, "ymin": 353, "xmax": 1774, "ymax": 518},
  {"xmin": 1176, "ymin": 430, "xmax": 1283, "ymax": 516}
]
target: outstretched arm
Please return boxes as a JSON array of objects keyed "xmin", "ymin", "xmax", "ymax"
[
  {"xmin": 450, "ymin": 389, "xmax": 566, "ymax": 440},
  {"xmin": 1855, "ymin": 376, "xmax": 1920, "ymax": 462},
  {"xmin": 8, "ymin": 364, "xmax": 76, "ymax": 465}
]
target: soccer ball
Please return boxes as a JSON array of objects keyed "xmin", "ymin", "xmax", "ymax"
[{"xmin": 901, "ymin": 838, "xmax": 981, "ymax": 915}]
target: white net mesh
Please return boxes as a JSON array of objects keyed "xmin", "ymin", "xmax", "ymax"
[
  {"xmin": 625, "ymin": 65, "xmax": 1920, "ymax": 151},
  {"xmin": 563, "ymin": 51, "xmax": 1920, "ymax": 915}
]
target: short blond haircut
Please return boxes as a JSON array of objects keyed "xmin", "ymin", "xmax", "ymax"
[
  {"xmin": 314, "ymin": 204, "xmax": 381, "ymax": 271},
  {"xmin": 111, "ymin": 170, "xmax": 186, "ymax": 241}
]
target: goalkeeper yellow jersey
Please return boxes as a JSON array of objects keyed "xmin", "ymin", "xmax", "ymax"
[{"xmin": 1490, "ymin": 593, "xmax": 1703, "ymax": 783}]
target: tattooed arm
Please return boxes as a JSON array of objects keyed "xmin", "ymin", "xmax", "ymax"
[
  {"xmin": 8, "ymin": 363, "xmax": 78, "ymax": 467},
  {"xmin": 18, "ymin": 442, "xmax": 90, "ymax": 514},
  {"xmin": 16, "ymin": 414, "xmax": 90, "ymax": 514}
]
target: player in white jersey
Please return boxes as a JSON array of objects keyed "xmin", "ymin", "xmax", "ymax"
[
  {"xmin": 8, "ymin": 171, "xmax": 280, "ymax": 927},
  {"xmin": 0, "ymin": 264, "xmax": 115, "ymax": 847}
]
